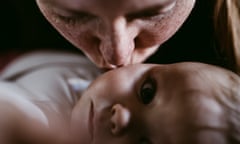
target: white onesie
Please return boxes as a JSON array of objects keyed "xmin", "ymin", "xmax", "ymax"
[{"xmin": 0, "ymin": 51, "xmax": 102, "ymax": 126}]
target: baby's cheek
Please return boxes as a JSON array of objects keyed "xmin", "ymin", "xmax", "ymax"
[
  {"xmin": 181, "ymin": 94, "xmax": 229, "ymax": 144},
  {"xmin": 189, "ymin": 96, "xmax": 225, "ymax": 128}
]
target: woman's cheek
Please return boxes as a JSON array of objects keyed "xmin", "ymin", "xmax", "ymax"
[{"xmin": 51, "ymin": 21, "xmax": 94, "ymax": 48}]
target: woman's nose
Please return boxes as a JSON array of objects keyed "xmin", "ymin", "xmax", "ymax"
[
  {"xmin": 110, "ymin": 104, "xmax": 131, "ymax": 135},
  {"xmin": 100, "ymin": 17, "xmax": 136, "ymax": 67}
]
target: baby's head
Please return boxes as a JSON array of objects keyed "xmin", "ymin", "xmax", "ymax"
[{"xmin": 71, "ymin": 62, "xmax": 240, "ymax": 144}]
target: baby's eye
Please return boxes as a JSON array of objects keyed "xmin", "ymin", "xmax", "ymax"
[{"xmin": 139, "ymin": 78, "xmax": 156, "ymax": 105}]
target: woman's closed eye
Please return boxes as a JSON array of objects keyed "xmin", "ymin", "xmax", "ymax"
[
  {"xmin": 139, "ymin": 77, "xmax": 156, "ymax": 105},
  {"xmin": 127, "ymin": 8, "xmax": 165, "ymax": 21},
  {"xmin": 126, "ymin": 2, "xmax": 176, "ymax": 21},
  {"xmin": 53, "ymin": 11, "xmax": 96, "ymax": 24}
]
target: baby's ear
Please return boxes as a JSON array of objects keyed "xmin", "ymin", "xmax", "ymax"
[{"xmin": 67, "ymin": 78, "xmax": 91, "ymax": 99}]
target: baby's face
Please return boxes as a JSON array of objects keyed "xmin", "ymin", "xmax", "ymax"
[{"xmin": 71, "ymin": 63, "xmax": 227, "ymax": 144}]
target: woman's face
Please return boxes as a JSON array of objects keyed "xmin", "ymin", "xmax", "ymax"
[
  {"xmin": 71, "ymin": 63, "xmax": 226, "ymax": 144},
  {"xmin": 36, "ymin": 0, "xmax": 196, "ymax": 69}
]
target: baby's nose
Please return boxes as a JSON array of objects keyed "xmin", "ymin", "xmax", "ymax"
[{"xmin": 110, "ymin": 104, "xmax": 131, "ymax": 135}]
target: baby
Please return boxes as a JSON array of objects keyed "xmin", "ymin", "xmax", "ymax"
[
  {"xmin": 0, "ymin": 51, "xmax": 240, "ymax": 144},
  {"xmin": 72, "ymin": 62, "xmax": 240, "ymax": 144}
]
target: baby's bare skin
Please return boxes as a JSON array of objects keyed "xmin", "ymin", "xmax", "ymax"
[
  {"xmin": 72, "ymin": 62, "xmax": 240, "ymax": 144},
  {"xmin": 1, "ymin": 60, "xmax": 240, "ymax": 144}
]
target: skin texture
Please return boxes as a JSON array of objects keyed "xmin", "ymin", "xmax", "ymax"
[
  {"xmin": 36, "ymin": 0, "xmax": 196, "ymax": 69},
  {"xmin": 71, "ymin": 63, "xmax": 230, "ymax": 144}
]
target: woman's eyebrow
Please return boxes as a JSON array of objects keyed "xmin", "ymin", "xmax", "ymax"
[
  {"xmin": 39, "ymin": 0, "xmax": 55, "ymax": 5},
  {"xmin": 40, "ymin": 0, "xmax": 76, "ymax": 10},
  {"xmin": 128, "ymin": 5, "xmax": 165, "ymax": 15},
  {"xmin": 38, "ymin": 0, "xmax": 65, "ymax": 10},
  {"xmin": 193, "ymin": 126, "xmax": 227, "ymax": 133},
  {"xmin": 127, "ymin": 1, "xmax": 175, "ymax": 16},
  {"xmin": 39, "ymin": 0, "xmax": 81, "ymax": 15}
]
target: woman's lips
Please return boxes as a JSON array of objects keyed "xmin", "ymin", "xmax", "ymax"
[{"xmin": 89, "ymin": 101, "xmax": 95, "ymax": 141}]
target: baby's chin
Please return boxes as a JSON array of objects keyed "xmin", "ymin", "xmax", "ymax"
[{"xmin": 70, "ymin": 110, "xmax": 93, "ymax": 144}]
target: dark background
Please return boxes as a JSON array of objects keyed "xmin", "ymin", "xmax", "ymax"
[
  {"xmin": 0, "ymin": 1, "xmax": 80, "ymax": 70},
  {"xmin": 0, "ymin": 1, "xmax": 78, "ymax": 52}
]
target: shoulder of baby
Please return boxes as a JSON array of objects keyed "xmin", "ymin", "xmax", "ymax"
[{"xmin": 0, "ymin": 84, "xmax": 49, "ymax": 127}]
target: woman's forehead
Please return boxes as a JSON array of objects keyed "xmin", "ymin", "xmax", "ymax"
[{"xmin": 40, "ymin": 0, "xmax": 175, "ymax": 14}]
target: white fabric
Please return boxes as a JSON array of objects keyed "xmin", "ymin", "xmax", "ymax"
[{"xmin": 0, "ymin": 51, "xmax": 102, "ymax": 124}]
